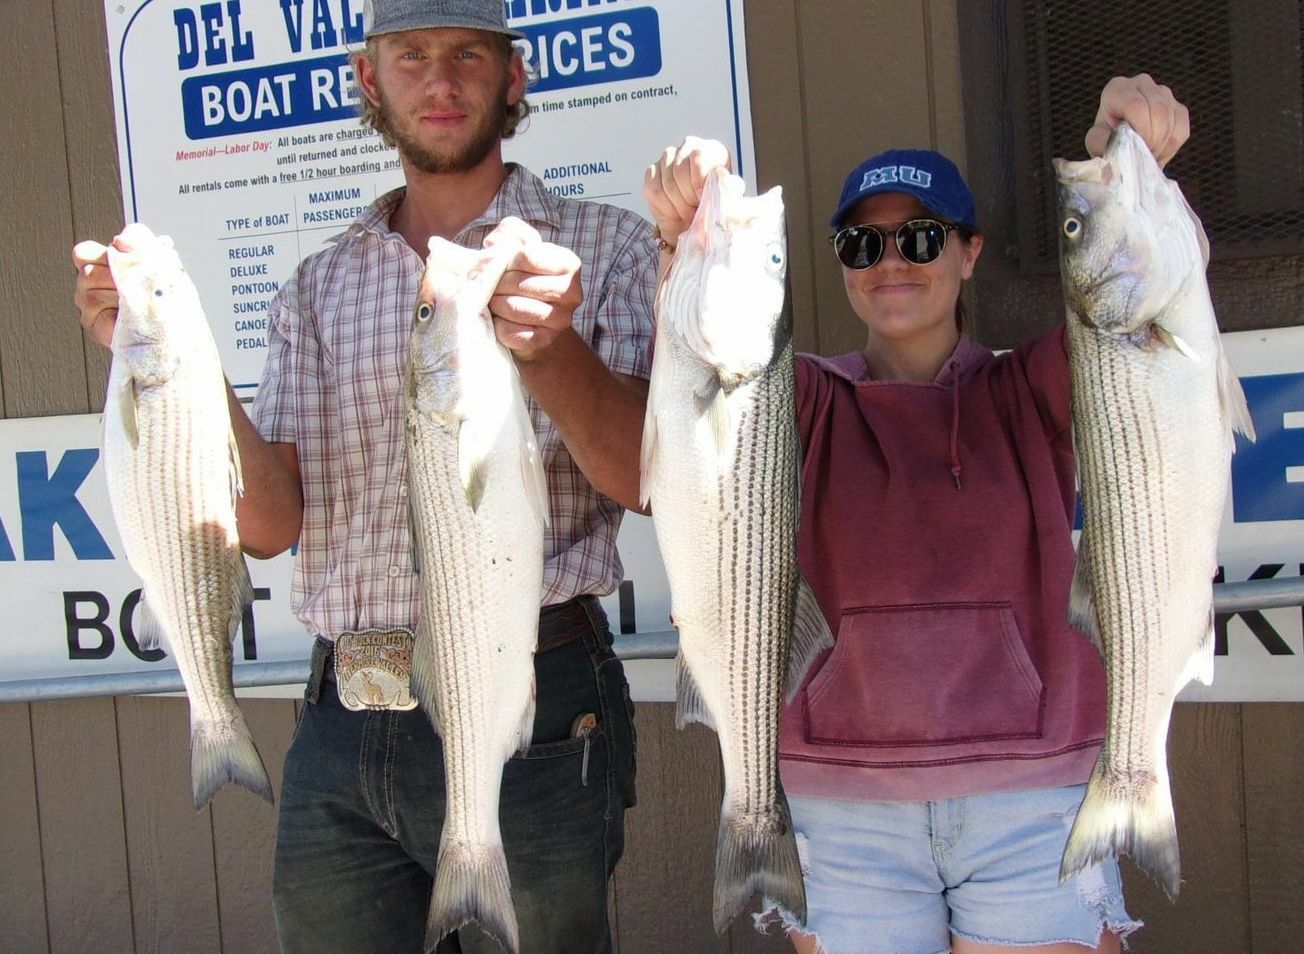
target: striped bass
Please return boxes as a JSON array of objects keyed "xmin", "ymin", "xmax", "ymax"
[
  {"xmin": 1055, "ymin": 122, "xmax": 1255, "ymax": 897},
  {"xmin": 405, "ymin": 217, "xmax": 550, "ymax": 954},
  {"xmin": 101, "ymin": 223, "xmax": 271, "ymax": 810},
  {"xmin": 640, "ymin": 167, "xmax": 832, "ymax": 932}
]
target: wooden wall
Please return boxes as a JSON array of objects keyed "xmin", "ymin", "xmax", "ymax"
[{"xmin": 2, "ymin": 1, "xmax": 1300, "ymax": 952}]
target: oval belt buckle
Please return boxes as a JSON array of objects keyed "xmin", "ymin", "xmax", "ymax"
[{"xmin": 333, "ymin": 627, "xmax": 419, "ymax": 711}]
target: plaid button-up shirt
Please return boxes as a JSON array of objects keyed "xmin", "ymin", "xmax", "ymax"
[{"xmin": 252, "ymin": 165, "xmax": 657, "ymax": 639}]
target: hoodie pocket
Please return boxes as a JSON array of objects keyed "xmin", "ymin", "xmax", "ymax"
[{"xmin": 803, "ymin": 602, "xmax": 1044, "ymax": 747}]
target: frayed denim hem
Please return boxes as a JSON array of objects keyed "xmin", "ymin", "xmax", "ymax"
[
  {"xmin": 950, "ymin": 915, "xmax": 1145, "ymax": 951},
  {"xmin": 754, "ymin": 901, "xmax": 818, "ymax": 951}
]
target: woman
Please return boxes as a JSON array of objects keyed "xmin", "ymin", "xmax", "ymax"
[{"xmin": 643, "ymin": 74, "xmax": 1190, "ymax": 954}]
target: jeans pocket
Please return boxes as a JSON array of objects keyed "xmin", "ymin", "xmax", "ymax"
[{"xmin": 598, "ymin": 655, "xmax": 638, "ymax": 809}]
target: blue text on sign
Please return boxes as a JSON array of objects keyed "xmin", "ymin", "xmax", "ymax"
[
  {"xmin": 181, "ymin": 54, "xmax": 357, "ymax": 138},
  {"xmin": 513, "ymin": 8, "xmax": 661, "ymax": 93}
]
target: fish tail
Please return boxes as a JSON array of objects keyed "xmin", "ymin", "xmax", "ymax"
[
  {"xmin": 712, "ymin": 790, "xmax": 807, "ymax": 934},
  {"xmin": 426, "ymin": 840, "xmax": 519, "ymax": 954},
  {"xmin": 1060, "ymin": 762, "xmax": 1180, "ymax": 899},
  {"xmin": 190, "ymin": 716, "xmax": 273, "ymax": 809}
]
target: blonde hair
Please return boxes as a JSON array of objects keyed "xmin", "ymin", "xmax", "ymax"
[{"xmin": 351, "ymin": 35, "xmax": 530, "ymax": 147}]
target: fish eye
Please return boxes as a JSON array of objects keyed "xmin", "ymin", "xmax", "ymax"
[
  {"xmin": 1062, "ymin": 215, "xmax": 1084, "ymax": 239},
  {"xmin": 766, "ymin": 242, "xmax": 785, "ymax": 271},
  {"xmin": 153, "ymin": 288, "xmax": 165, "ymax": 297},
  {"xmin": 415, "ymin": 302, "xmax": 433, "ymax": 322}
]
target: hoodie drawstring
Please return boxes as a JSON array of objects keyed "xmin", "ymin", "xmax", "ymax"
[{"xmin": 948, "ymin": 358, "xmax": 963, "ymax": 489}]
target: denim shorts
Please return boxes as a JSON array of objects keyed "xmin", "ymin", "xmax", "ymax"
[{"xmin": 767, "ymin": 784, "xmax": 1141, "ymax": 954}]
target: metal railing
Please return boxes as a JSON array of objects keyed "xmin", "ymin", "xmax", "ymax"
[{"xmin": 1, "ymin": 578, "xmax": 1300, "ymax": 704}]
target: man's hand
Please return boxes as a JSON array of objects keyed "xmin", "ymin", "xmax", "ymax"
[
  {"xmin": 1085, "ymin": 73, "xmax": 1190, "ymax": 169},
  {"xmin": 72, "ymin": 238, "xmax": 120, "ymax": 349},
  {"xmin": 489, "ymin": 240, "xmax": 584, "ymax": 361},
  {"xmin": 642, "ymin": 136, "xmax": 732, "ymax": 251}
]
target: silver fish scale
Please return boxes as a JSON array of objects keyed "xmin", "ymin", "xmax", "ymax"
[
  {"xmin": 407, "ymin": 420, "xmax": 501, "ymax": 817},
  {"xmin": 719, "ymin": 348, "xmax": 798, "ymax": 819},
  {"xmin": 1055, "ymin": 120, "xmax": 1253, "ymax": 901},
  {"xmin": 1063, "ymin": 308, "xmax": 1231, "ymax": 898},
  {"xmin": 104, "ymin": 257, "xmax": 268, "ymax": 812},
  {"xmin": 643, "ymin": 168, "xmax": 816, "ymax": 931},
  {"xmin": 116, "ymin": 384, "xmax": 243, "ymax": 720},
  {"xmin": 405, "ymin": 407, "xmax": 538, "ymax": 954},
  {"xmin": 1069, "ymin": 325, "xmax": 1170, "ymax": 788},
  {"xmin": 402, "ymin": 228, "xmax": 545, "ymax": 954}
]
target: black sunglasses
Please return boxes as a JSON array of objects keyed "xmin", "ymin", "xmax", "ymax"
[{"xmin": 829, "ymin": 218, "xmax": 962, "ymax": 270}]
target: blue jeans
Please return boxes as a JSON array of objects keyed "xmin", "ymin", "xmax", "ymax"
[{"xmin": 273, "ymin": 597, "xmax": 637, "ymax": 954}]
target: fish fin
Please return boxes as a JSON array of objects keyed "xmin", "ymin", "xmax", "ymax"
[
  {"xmin": 406, "ymin": 499, "xmax": 422, "ymax": 576},
  {"xmin": 1216, "ymin": 350, "xmax": 1256, "ymax": 443},
  {"xmin": 1067, "ymin": 553, "xmax": 1103, "ymax": 655},
  {"xmin": 228, "ymin": 427, "xmax": 245, "ymax": 499},
  {"xmin": 1060, "ymin": 757, "xmax": 1180, "ymax": 900},
  {"xmin": 116, "ymin": 377, "xmax": 140, "ymax": 449},
  {"xmin": 637, "ymin": 406, "xmax": 658, "ymax": 510},
  {"xmin": 695, "ymin": 381, "xmax": 730, "ymax": 461},
  {"xmin": 785, "ymin": 573, "xmax": 833, "ymax": 702},
  {"xmin": 426, "ymin": 841, "xmax": 520, "ymax": 954},
  {"xmin": 712, "ymin": 785, "xmax": 807, "ymax": 934},
  {"xmin": 458, "ymin": 419, "xmax": 489, "ymax": 512},
  {"xmin": 409, "ymin": 635, "xmax": 441, "ymax": 736},
  {"xmin": 134, "ymin": 594, "xmax": 167, "ymax": 653},
  {"xmin": 508, "ymin": 362, "xmax": 550, "ymax": 529},
  {"xmin": 675, "ymin": 650, "xmax": 715, "ymax": 731},
  {"xmin": 227, "ymin": 555, "xmax": 255, "ymax": 645},
  {"xmin": 518, "ymin": 435, "xmax": 551, "ymax": 532},
  {"xmin": 1153, "ymin": 324, "xmax": 1198, "ymax": 359},
  {"xmin": 515, "ymin": 675, "xmax": 536, "ymax": 757},
  {"xmin": 638, "ymin": 357, "xmax": 663, "ymax": 509},
  {"xmin": 1186, "ymin": 616, "xmax": 1216, "ymax": 687},
  {"xmin": 190, "ymin": 711, "xmax": 274, "ymax": 808}
]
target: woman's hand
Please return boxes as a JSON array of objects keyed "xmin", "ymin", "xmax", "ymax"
[
  {"xmin": 1085, "ymin": 73, "xmax": 1190, "ymax": 169},
  {"xmin": 642, "ymin": 136, "xmax": 732, "ymax": 250}
]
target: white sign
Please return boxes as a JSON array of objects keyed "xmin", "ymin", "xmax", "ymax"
[
  {"xmin": 104, "ymin": 0, "xmax": 756, "ymax": 395},
  {"xmin": 1176, "ymin": 327, "xmax": 1304, "ymax": 702},
  {"xmin": 2, "ymin": 329, "xmax": 1301, "ymax": 702},
  {"xmin": 0, "ymin": 407, "xmax": 672, "ymax": 695}
]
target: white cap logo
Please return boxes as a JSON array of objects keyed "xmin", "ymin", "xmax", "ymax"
[{"xmin": 861, "ymin": 165, "xmax": 932, "ymax": 190}]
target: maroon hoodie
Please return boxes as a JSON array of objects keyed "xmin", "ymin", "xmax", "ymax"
[{"xmin": 780, "ymin": 328, "xmax": 1106, "ymax": 801}]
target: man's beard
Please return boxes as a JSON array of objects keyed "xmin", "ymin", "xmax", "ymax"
[{"xmin": 379, "ymin": 79, "xmax": 509, "ymax": 175}]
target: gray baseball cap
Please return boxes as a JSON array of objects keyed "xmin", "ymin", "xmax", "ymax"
[{"xmin": 363, "ymin": 0, "xmax": 524, "ymax": 39}]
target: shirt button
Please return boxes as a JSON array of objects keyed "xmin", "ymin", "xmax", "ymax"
[{"xmin": 388, "ymin": 565, "xmax": 401, "ymax": 577}]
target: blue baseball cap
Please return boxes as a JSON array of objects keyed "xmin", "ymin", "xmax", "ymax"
[
  {"xmin": 829, "ymin": 148, "xmax": 977, "ymax": 231},
  {"xmin": 364, "ymin": 0, "xmax": 524, "ymax": 40}
]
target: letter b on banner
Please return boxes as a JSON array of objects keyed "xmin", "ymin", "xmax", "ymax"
[
  {"xmin": 64, "ymin": 590, "xmax": 167, "ymax": 662},
  {"xmin": 65, "ymin": 591, "xmax": 115, "ymax": 660}
]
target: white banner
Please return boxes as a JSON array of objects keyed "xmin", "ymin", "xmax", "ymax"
[
  {"xmin": 2, "ymin": 329, "xmax": 1301, "ymax": 702},
  {"xmin": 105, "ymin": 0, "xmax": 756, "ymax": 395},
  {"xmin": 0, "ymin": 409, "xmax": 670, "ymax": 695}
]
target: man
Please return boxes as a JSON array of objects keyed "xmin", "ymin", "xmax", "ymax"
[{"xmin": 73, "ymin": 1, "xmax": 655, "ymax": 951}]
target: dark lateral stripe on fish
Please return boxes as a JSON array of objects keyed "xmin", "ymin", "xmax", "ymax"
[{"xmin": 1083, "ymin": 335, "xmax": 1167, "ymax": 771}]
